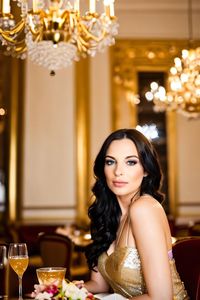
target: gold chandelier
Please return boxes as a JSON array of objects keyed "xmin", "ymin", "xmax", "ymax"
[
  {"xmin": 151, "ymin": 0, "xmax": 200, "ymax": 119},
  {"xmin": 150, "ymin": 47, "xmax": 200, "ymax": 119},
  {"xmin": 0, "ymin": 0, "xmax": 118, "ymax": 72}
]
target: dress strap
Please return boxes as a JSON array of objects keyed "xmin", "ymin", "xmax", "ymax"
[
  {"xmin": 126, "ymin": 212, "xmax": 131, "ymax": 247},
  {"xmin": 116, "ymin": 192, "xmax": 141, "ymax": 247},
  {"xmin": 115, "ymin": 213, "xmax": 129, "ymax": 247},
  {"xmin": 125, "ymin": 192, "xmax": 140, "ymax": 246}
]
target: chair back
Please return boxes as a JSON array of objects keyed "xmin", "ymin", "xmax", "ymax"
[
  {"xmin": 172, "ymin": 237, "xmax": 200, "ymax": 300},
  {"xmin": 38, "ymin": 232, "xmax": 73, "ymax": 279}
]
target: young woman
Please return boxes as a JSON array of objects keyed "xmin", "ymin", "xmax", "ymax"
[{"xmin": 80, "ymin": 128, "xmax": 189, "ymax": 299}]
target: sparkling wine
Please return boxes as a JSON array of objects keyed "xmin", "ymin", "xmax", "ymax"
[
  {"xmin": 37, "ymin": 267, "xmax": 66, "ymax": 286},
  {"xmin": 9, "ymin": 256, "xmax": 29, "ymax": 277}
]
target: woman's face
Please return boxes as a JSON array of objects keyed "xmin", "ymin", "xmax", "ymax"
[{"xmin": 104, "ymin": 138, "xmax": 146, "ymax": 200}]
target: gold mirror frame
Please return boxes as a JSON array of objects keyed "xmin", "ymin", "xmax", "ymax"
[{"xmin": 110, "ymin": 39, "xmax": 195, "ymax": 216}]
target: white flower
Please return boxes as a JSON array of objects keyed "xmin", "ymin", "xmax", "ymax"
[
  {"xmin": 62, "ymin": 281, "xmax": 88, "ymax": 300},
  {"xmin": 35, "ymin": 291, "xmax": 53, "ymax": 300}
]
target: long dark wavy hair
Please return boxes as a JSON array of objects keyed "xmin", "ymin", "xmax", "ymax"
[{"xmin": 85, "ymin": 128, "xmax": 164, "ymax": 270}]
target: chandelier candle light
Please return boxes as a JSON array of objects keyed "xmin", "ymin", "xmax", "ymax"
[
  {"xmin": 149, "ymin": 0, "xmax": 200, "ymax": 119},
  {"xmin": 167, "ymin": 48, "xmax": 200, "ymax": 117},
  {"xmin": 0, "ymin": 0, "xmax": 118, "ymax": 72},
  {"xmin": 149, "ymin": 47, "xmax": 200, "ymax": 118}
]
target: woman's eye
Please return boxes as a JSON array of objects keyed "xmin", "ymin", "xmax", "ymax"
[
  {"xmin": 105, "ymin": 159, "xmax": 115, "ymax": 166},
  {"xmin": 127, "ymin": 160, "xmax": 137, "ymax": 166}
]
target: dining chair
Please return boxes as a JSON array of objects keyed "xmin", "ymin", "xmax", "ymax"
[
  {"xmin": 172, "ymin": 237, "xmax": 200, "ymax": 300},
  {"xmin": 188, "ymin": 221, "xmax": 200, "ymax": 236},
  {"xmin": 38, "ymin": 232, "xmax": 90, "ymax": 281},
  {"xmin": 0, "ymin": 244, "xmax": 7, "ymax": 296}
]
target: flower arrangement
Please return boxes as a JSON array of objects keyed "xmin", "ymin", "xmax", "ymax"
[{"xmin": 31, "ymin": 280, "xmax": 94, "ymax": 300}]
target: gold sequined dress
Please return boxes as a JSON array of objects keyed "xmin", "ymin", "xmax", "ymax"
[
  {"xmin": 98, "ymin": 247, "xmax": 189, "ymax": 299},
  {"xmin": 97, "ymin": 197, "xmax": 189, "ymax": 299}
]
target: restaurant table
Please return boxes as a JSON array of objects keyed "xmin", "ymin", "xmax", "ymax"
[
  {"xmin": 55, "ymin": 227, "xmax": 92, "ymax": 250},
  {"xmin": 0, "ymin": 294, "xmax": 34, "ymax": 300}
]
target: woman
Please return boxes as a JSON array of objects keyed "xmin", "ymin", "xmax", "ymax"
[{"xmin": 81, "ymin": 128, "xmax": 189, "ymax": 299}]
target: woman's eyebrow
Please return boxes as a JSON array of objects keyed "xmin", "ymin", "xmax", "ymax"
[
  {"xmin": 126, "ymin": 155, "xmax": 139, "ymax": 159},
  {"xmin": 105, "ymin": 155, "xmax": 139, "ymax": 159},
  {"xmin": 105, "ymin": 155, "xmax": 115, "ymax": 159}
]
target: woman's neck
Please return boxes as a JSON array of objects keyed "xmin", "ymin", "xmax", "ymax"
[{"xmin": 117, "ymin": 190, "xmax": 140, "ymax": 215}]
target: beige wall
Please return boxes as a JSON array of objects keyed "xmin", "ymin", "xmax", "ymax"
[
  {"xmin": 22, "ymin": 62, "xmax": 76, "ymax": 223},
  {"xmin": 89, "ymin": 50, "xmax": 112, "ymax": 185},
  {"xmin": 21, "ymin": 0, "xmax": 200, "ymax": 224},
  {"xmin": 116, "ymin": 0, "xmax": 200, "ymax": 39},
  {"xmin": 176, "ymin": 114, "xmax": 200, "ymax": 222}
]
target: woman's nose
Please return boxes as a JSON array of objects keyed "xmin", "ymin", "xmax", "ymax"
[{"xmin": 114, "ymin": 164, "xmax": 123, "ymax": 177}]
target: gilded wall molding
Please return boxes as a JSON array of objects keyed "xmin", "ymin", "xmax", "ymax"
[
  {"xmin": 75, "ymin": 58, "xmax": 90, "ymax": 225},
  {"xmin": 8, "ymin": 58, "xmax": 25, "ymax": 223}
]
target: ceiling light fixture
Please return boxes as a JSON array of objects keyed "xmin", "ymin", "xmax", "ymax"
[
  {"xmin": 0, "ymin": 0, "xmax": 118, "ymax": 73},
  {"xmin": 151, "ymin": 0, "xmax": 200, "ymax": 119}
]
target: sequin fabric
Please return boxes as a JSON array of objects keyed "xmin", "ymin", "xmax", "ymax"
[{"xmin": 98, "ymin": 247, "xmax": 189, "ymax": 299}]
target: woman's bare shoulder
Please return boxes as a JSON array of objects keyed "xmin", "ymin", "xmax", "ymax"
[
  {"xmin": 129, "ymin": 194, "xmax": 163, "ymax": 219},
  {"xmin": 129, "ymin": 195, "xmax": 168, "ymax": 241}
]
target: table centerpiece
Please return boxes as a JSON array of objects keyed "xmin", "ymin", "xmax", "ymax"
[{"xmin": 31, "ymin": 279, "xmax": 94, "ymax": 300}]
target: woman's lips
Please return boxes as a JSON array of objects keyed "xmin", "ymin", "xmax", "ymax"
[{"xmin": 113, "ymin": 181, "xmax": 127, "ymax": 187}]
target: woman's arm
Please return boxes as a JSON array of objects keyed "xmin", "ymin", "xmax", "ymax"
[
  {"xmin": 78, "ymin": 268, "xmax": 110, "ymax": 294},
  {"xmin": 129, "ymin": 197, "xmax": 173, "ymax": 300}
]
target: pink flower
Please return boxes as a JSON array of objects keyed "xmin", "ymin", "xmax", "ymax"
[{"xmin": 45, "ymin": 284, "xmax": 59, "ymax": 295}]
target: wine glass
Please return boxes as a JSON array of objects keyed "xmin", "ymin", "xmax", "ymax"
[{"xmin": 8, "ymin": 243, "xmax": 29, "ymax": 300}]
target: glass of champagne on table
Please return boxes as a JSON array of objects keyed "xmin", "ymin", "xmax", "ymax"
[
  {"xmin": 36, "ymin": 267, "xmax": 66, "ymax": 286},
  {"xmin": 8, "ymin": 243, "xmax": 29, "ymax": 300}
]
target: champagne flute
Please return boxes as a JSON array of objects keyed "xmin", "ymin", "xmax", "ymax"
[{"xmin": 8, "ymin": 243, "xmax": 29, "ymax": 300}]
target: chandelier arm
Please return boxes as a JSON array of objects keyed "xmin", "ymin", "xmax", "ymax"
[
  {"xmin": 0, "ymin": 31, "xmax": 22, "ymax": 44},
  {"xmin": 27, "ymin": 10, "xmax": 47, "ymax": 36},
  {"xmin": 79, "ymin": 22, "xmax": 106, "ymax": 42},
  {"xmin": 60, "ymin": 10, "xmax": 71, "ymax": 27},
  {"xmin": 28, "ymin": 25, "xmax": 42, "ymax": 36},
  {"xmin": 58, "ymin": 17, "xmax": 67, "ymax": 29},
  {"xmin": 34, "ymin": 31, "xmax": 43, "ymax": 42},
  {"xmin": 76, "ymin": 33, "xmax": 95, "ymax": 52},
  {"xmin": 0, "ymin": 20, "xmax": 25, "ymax": 45},
  {"xmin": 61, "ymin": 10, "xmax": 70, "ymax": 18},
  {"xmin": 76, "ymin": 39, "xmax": 88, "ymax": 52},
  {"xmin": 0, "ymin": 19, "xmax": 25, "ymax": 37},
  {"xmin": 13, "ymin": 41, "xmax": 27, "ymax": 53},
  {"xmin": 77, "ymin": 35, "xmax": 90, "ymax": 47},
  {"xmin": 27, "ymin": 29, "xmax": 43, "ymax": 43}
]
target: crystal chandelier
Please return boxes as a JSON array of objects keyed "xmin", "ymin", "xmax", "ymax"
[
  {"xmin": 0, "ymin": 0, "xmax": 118, "ymax": 72},
  {"xmin": 150, "ymin": 47, "xmax": 200, "ymax": 119},
  {"xmin": 149, "ymin": 0, "xmax": 200, "ymax": 119}
]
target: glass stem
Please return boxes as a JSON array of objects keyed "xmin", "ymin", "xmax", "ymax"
[{"xmin": 18, "ymin": 276, "xmax": 23, "ymax": 300}]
